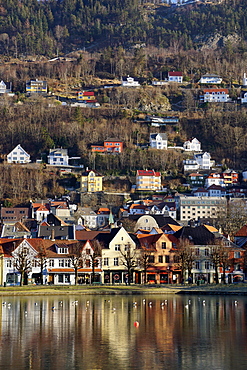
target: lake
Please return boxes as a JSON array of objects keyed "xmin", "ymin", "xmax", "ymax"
[{"xmin": 1, "ymin": 294, "xmax": 247, "ymax": 370}]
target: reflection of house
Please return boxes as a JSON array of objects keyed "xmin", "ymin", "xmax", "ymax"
[
  {"xmin": 183, "ymin": 138, "xmax": 201, "ymax": 152},
  {"xmin": 80, "ymin": 170, "xmax": 103, "ymax": 193},
  {"xmin": 168, "ymin": 71, "xmax": 183, "ymax": 83},
  {"xmin": 136, "ymin": 170, "xmax": 162, "ymax": 191},
  {"xmin": 121, "ymin": 76, "xmax": 140, "ymax": 87},
  {"xmin": 7, "ymin": 144, "xmax": 30, "ymax": 164},
  {"xmin": 91, "ymin": 139, "xmax": 124, "ymax": 153},
  {"xmin": 48, "ymin": 148, "xmax": 69, "ymax": 166},
  {"xmin": 149, "ymin": 133, "xmax": 167, "ymax": 150},
  {"xmin": 26, "ymin": 79, "xmax": 47, "ymax": 94},
  {"xmin": 0, "ymin": 80, "xmax": 12, "ymax": 94}
]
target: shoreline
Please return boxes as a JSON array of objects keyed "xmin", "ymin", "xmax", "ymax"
[{"xmin": 1, "ymin": 284, "xmax": 247, "ymax": 296}]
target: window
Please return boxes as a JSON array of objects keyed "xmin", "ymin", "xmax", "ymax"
[
  {"xmin": 114, "ymin": 258, "xmax": 119, "ymax": 266},
  {"xmin": 65, "ymin": 260, "xmax": 70, "ymax": 267},
  {"xmin": 205, "ymin": 248, "xmax": 209, "ymax": 257},
  {"xmin": 86, "ymin": 249, "xmax": 90, "ymax": 255},
  {"xmin": 49, "ymin": 259, "xmax": 54, "ymax": 267},
  {"xmin": 158, "ymin": 256, "xmax": 163, "ymax": 263},
  {"xmin": 195, "ymin": 248, "xmax": 200, "ymax": 256},
  {"xmin": 234, "ymin": 252, "xmax": 241, "ymax": 259},
  {"xmin": 86, "ymin": 259, "xmax": 91, "ymax": 267},
  {"xmin": 59, "ymin": 260, "xmax": 64, "ymax": 267},
  {"xmin": 103, "ymin": 258, "xmax": 109, "ymax": 266},
  {"xmin": 205, "ymin": 261, "xmax": 210, "ymax": 269},
  {"xmin": 162, "ymin": 242, "xmax": 166, "ymax": 249},
  {"xmin": 115, "ymin": 245, "xmax": 120, "ymax": 251},
  {"xmin": 6, "ymin": 260, "xmax": 12, "ymax": 268},
  {"xmin": 58, "ymin": 247, "xmax": 68, "ymax": 254},
  {"xmin": 148, "ymin": 255, "xmax": 154, "ymax": 263},
  {"xmin": 195, "ymin": 261, "xmax": 200, "ymax": 269},
  {"xmin": 165, "ymin": 255, "xmax": 170, "ymax": 263}
]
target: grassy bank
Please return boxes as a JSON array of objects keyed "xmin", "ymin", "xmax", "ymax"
[{"xmin": 0, "ymin": 284, "xmax": 247, "ymax": 296}]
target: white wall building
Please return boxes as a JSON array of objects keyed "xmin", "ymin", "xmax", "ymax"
[
  {"xmin": 121, "ymin": 76, "xmax": 140, "ymax": 87},
  {"xmin": 183, "ymin": 138, "xmax": 201, "ymax": 152},
  {"xmin": 149, "ymin": 133, "xmax": 168, "ymax": 150},
  {"xmin": 48, "ymin": 148, "xmax": 69, "ymax": 166},
  {"xmin": 179, "ymin": 196, "xmax": 227, "ymax": 221},
  {"xmin": 7, "ymin": 144, "xmax": 30, "ymax": 164},
  {"xmin": 198, "ymin": 74, "xmax": 222, "ymax": 84},
  {"xmin": 168, "ymin": 72, "xmax": 183, "ymax": 83},
  {"xmin": 202, "ymin": 89, "xmax": 230, "ymax": 103}
]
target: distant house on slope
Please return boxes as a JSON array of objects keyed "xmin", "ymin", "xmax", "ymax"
[{"xmin": 7, "ymin": 144, "xmax": 30, "ymax": 164}]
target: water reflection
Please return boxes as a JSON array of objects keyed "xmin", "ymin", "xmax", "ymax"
[{"xmin": 1, "ymin": 295, "xmax": 247, "ymax": 369}]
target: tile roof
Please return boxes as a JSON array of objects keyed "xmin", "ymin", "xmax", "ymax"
[{"xmin": 136, "ymin": 170, "xmax": 161, "ymax": 177}]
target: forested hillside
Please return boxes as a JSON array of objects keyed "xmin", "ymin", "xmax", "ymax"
[{"xmin": 0, "ymin": 0, "xmax": 247, "ymax": 56}]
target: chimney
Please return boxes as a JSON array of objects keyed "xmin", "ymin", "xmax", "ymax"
[{"xmin": 51, "ymin": 229, "xmax": 55, "ymax": 241}]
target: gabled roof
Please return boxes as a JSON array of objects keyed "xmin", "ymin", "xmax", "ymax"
[
  {"xmin": 150, "ymin": 133, "xmax": 167, "ymax": 140},
  {"xmin": 7, "ymin": 144, "xmax": 30, "ymax": 157},
  {"xmin": 203, "ymin": 88, "xmax": 229, "ymax": 93},
  {"xmin": 173, "ymin": 225, "xmax": 216, "ymax": 245},
  {"xmin": 75, "ymin": 230, "xmax": 108, "ymax": 240},
  {"xmin": 235, "ymin": 224, "xmax": 247, "ymax": 237},
  {"xmin": 168, "ymin": 71, "xmax": 183, "ymax": 76},
  {"xmin": 81, "ymin": 169, "xmax": 102, "ymax": 177}
]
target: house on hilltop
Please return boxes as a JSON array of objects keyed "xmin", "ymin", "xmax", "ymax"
[
  {"xmin": 149, "ymin": 133, "xmax": 168, "ymax": 150},
  {"xmin": 48, "ymin": 148, "xmax": 69, "ymax": 166},
  {"xmin": 168, "ymin": 71, "xmax": 183, "ymax": 83},
  {"xmin": 7, "ymin": 144, "xmax": 30, "ymax": 164}
]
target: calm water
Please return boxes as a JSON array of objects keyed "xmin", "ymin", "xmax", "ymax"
[{"xmin": 0, "ymin": 294, "xmax": 247, "ymax": 370}]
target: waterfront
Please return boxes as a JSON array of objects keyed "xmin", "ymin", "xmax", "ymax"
[{"xmin": 1, "ymin": 294, "xmax": 247, "ymax": 369}]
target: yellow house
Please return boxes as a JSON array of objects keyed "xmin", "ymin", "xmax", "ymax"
[
  {"xmin": 80, "ymin": 170, "xmax": 103, "ymax": 192},
  {"xmin": 136, "ymin": 170, "xmax": 162, "ymax": 191}
]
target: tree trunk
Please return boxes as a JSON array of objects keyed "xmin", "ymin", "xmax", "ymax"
[{"xmin": 74, "ymin": 267, "xmax": 78, "ymax": 285}]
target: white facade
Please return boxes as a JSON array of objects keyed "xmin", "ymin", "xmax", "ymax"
[
  {"xmin": 179, "ymin": 196, "xmax": 226, "ymax": 221},
  {"xmin": 205, "ymin": 174, "xmax": 225, "ymax": 188},
  {"xmin": 183, "ymin": 159, "xmax": 199, "ymax": 172},
  {"xmin": 194, "ymin": 152, "xmax": 211, "ymax": 169},
  {"xmin": 168, "ymin": 72, "xmax": 183, "ymax": 83},
  {"xmin": 121, "ymin": 76, "xmax": 140, "ymax": 87},
  {"xmin": 199, "ymin": 74, "xmax": 222, "ymax": 84},
  {"xmin": 183, "ymin": 138, "xmax": 201, "ymax": 152},
  {"xmin": 149, "ymin": 133, "xmax": 167, "ymax": 150},
  {"xmin": 202, "ymin": 89, "xmax": 230, "ymax": 103},
  {"xmin": 7, "ymin": 144, "xmax": 30, "ymax": 164},
  {"xmin": 48, "ymin": 148, "xmax": 69, "ymax": 166}
]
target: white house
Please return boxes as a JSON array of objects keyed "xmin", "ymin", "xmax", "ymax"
[
  {"xmin": 149, "ymin": 133, "xmax": 168, "ymax": 150},
  {"xmin": 198, "ymin": 74, "xmax": 222, "ymax": 84},
  {"xmin": 183, "ymin": 138, "xmax": 201, "ymax": 152},
  {"xmin": 121, "ymin": 76, "xmax": 140, "ymax": 87},
  {"xmin": 7, "ymin": 144, "xmax": 30, "ymax": 164},
  {"xmin": 0, "ymin": 80, "xmax": 12, "ymax": 94},
  {"xmin": 201, "ymin": 89, "xmax": 230, "ymax": 103},
  {"xmin": 48, "ymin": 148, "xmax": 69, "ymax": 166},
  {"xmin": 207, "ymin": 185, "xmax": 226, "ymax": 197},
  {"xmin": 184, "ymin": 152, "xmax": 212, "ymax": 172},
  {"xmin": 205, "ymin": 173, "xmax": 225, "ymax": 188},
  {"xmin": 168, "ymin": 72, "xmax": 183, "ymax": 83},
  {"xmin": 194, "ymin": 152, "xmax": 211, "ymax": 169}
]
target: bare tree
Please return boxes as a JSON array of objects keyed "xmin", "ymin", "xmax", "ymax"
[
  {"xmin": 120, "ymin": 242, "xmax": 137, "ymax": 285},
  {"xmin": 174, "ymin": 238, "xmax": 196, "ymax": 283},
  {"xmin": 36, "ymin": 245, "xmax": 48, "ymax": 285},
  {"xmin": 209, "ymin": 239, "xmax": 227, "ymax": 284},
  {"xmin": 12, "ymin": 246, "xmax": 33, "ymax": 286},
  {"xmin": 139, "ymin": 241, "xmax": 155, "ymax": 284},
  {"xmin": 68, "ymin": 242, "xmax": 83, "ymax": 285},
  {"xmin": 88, "ymin": 240, "xmax": 102, "ymax": 283}
]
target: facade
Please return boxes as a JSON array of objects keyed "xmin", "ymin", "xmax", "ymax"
[
  {"xmin": 136, "ymin": 170, "xmax": 162, "ymax": 191},
  {"xmin": 1, "ymin": 207, "xmax": 30, "ymax": 222},
  {"xmin": 207, "ymin": 185, "xmax": 226, "ymax": 197},
  {"xmin": 78, "ymin": 91, "xmax": 97, "ymax": 103},
  {"xmin": 80, "ymin": 170, "xmax": 103, "ymax": 193},
  {"xmin": 26, "ymin": 79, "xmax": 47, "ymax": 94},
  {"xmin": 187, "ymin": 173, "xmax": 205, "ymax": 188},
  {"xmin": 194, "ymin": 152, "xmax": 211, "ymax": 169},
  {"xmin": 7, "ymin": 144, "xmax": 30, "ymax": 164},
  {"xmin": 168, "ymin": 71, "xmax": 183, "ymax": 83},
  {"xmin": 179, "ymin": 196, "xmax": 227, "ymax": 221},
  {"xmin": 79, "ymin": 207, "xmax": 109, "ymax": 229},
  {"xmin": 198, "ymin": 74, "xmax": 222, "ymax": 84},
  {"xmin": 121, "ymin": 76, "xmax": 140, "ymax": 87},
  {"xmin": 205, "ymin": 173, "xmax": 225, "ymax": 188},
  {"xmin": 149, "ymin": 133, "xmax": 168, "ymax": 150},
  {"xmin": 201, "ymin": 89, "xmax": 230, "ymax": 103},
  {"xmin": 47, "ymin": 148, "xmax": 69, "ymax": 166},
  {"xmin": 91, "ymin": 139, "xmax": 124, "ymax": 153},
  {"xmin": 183, "ymin": 138, "xmax": 201, "ymax": 152},
  {"xmin": 0, "ymin": 80, "xmax": 12, "ymax": 94}
]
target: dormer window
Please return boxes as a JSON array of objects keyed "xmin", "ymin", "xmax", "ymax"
[{"xmin": 58, "ymin": 247, "xmax": 68, "ymax": 254}]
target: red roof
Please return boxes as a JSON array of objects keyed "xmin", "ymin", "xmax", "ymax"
[
  {"xmin": 83, "ymin": 92, "xmax": 95, "ymax": 96},
  {"xmin": 203, "ymin": 88, "xmax": 229, "ymax": 93},
  {"xmin": 137, "ymin": 170, "xmax": 161, "ymax": 177},
  {"xmin": 169, "ymin": 71, "xmax": 183, "ymax": 76}
]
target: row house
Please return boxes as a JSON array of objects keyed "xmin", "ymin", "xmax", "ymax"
[
  {"xmin": 149, "ymin": 133, "xmax": 168, "ymax": 150},
  {"xmin": 193, "ymin": 185, "xmax": 226, "ymax": 197},
  {"xmin": 201, "ymin": 88, "xmax": 230, "ymax": 103},
  {"xmin": 2, "ymin": 238, "xmax": 102, "ymax": 286},
  {"xmin": 205, "ymin": 171, "xmax": 239, "ymax": 188},
  {"xmin": 174, "ymin": 225, "xmax": 244, "ymax": 283},
  {"xmin": 91, "ymin": 139, "xmax": 124, "ymax": 154},
  {"xmin": 136, "ymin": 170, "xmax": 162, "ymax": 191},
  {"xmin": 179, "ymin": 196, "xmax": 227, "ymax": 221}
]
